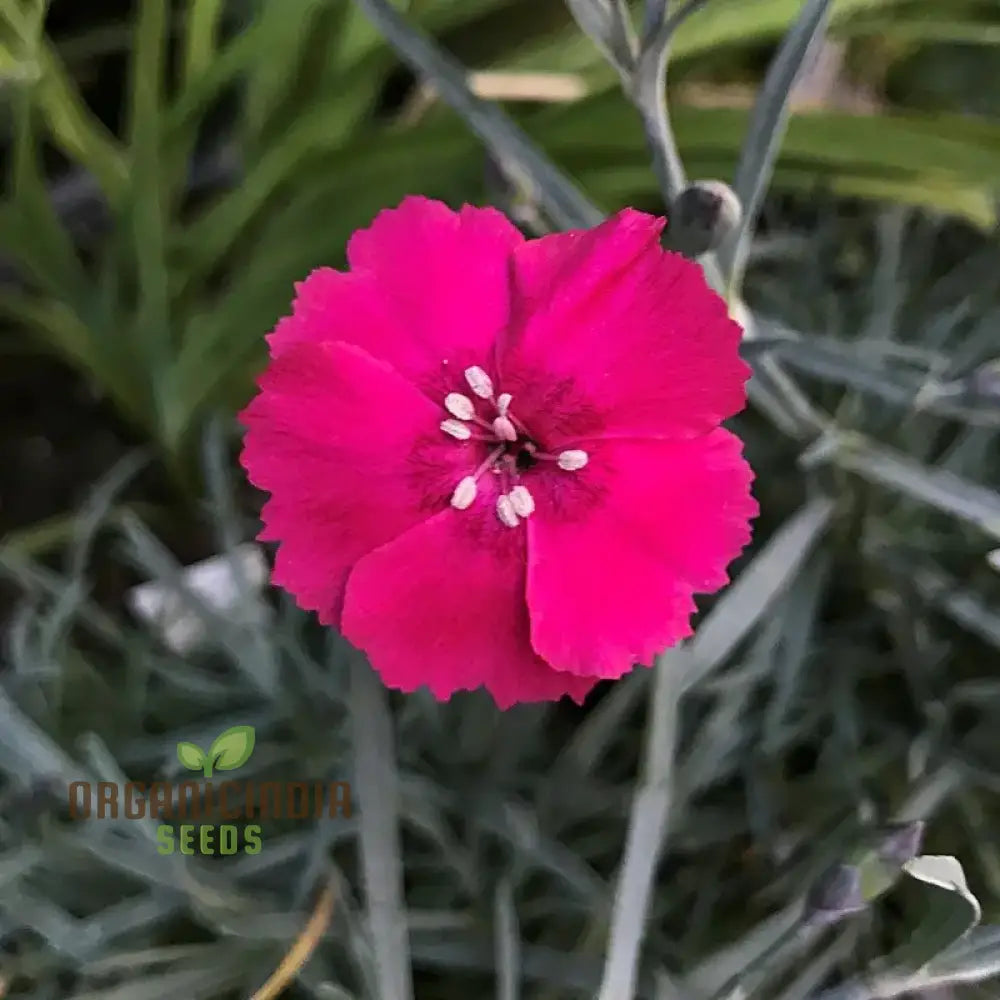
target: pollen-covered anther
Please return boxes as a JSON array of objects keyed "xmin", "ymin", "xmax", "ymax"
[
  {"xmin": 450, "ymin": 476, "xmax": 477, "ymax": 510},
  {"xmin": 464, "ymin": 366, "xmax": 494, "ymax": 399},
  {"xmin": 444, "ymin": 392, "xmax": 475, "ymax": 420},
  {"xmin": 492, "ymin": 416, "xmax": 518, "ymax": 442},
  {"xmin": 509, "ymin": 485, "xmax": 535, "ymax": 518},
  {"xmin": 441, "ymin": 419, "xmax": 472, "ymax": 440},
  {"xmin": 496, "ymin": 392, "xmax": 512, "ymax": 416},
  {"xmin": 496, "ymin": 494, "xmax": 520, "ymax": 528},
  {"xmin": 557, "ymin": 449, "xmax": 589, "ymax": 471}
]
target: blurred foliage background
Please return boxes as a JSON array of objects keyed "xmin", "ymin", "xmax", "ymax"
[{"xmin": 1, "ymin": 0, "xmax": 1000, "ymax": 998}]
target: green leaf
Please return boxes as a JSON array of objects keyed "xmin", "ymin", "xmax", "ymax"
[
  {"xmin": 241, "ymin": 0, "xmax": 343, "ymax": 150},
  {"xmin": 0, "ymin": 0, "xmax": 126, "ymax": 201},
  {"xmin": 176, "ymin": 741, "xmax": 206, "ymax": 771},
  {"xmin": 5, "ymin": 93, "xmax": 89, "ymax": 307},
  {"xmin": 207, "ymin": 725, "xmax": 256, "ymax": 772},
  {"xmin": 881, "ymin": 855, "xmax": 982, "ymax": 973},
  {"xmin": 180, "ymin": 0, "xmax": 225, "ymax": 86},
  {"xmin": 534, "ymin": 95, "xmax": 1000, "ymax": 228},
  {"xmin": 122, "ymin": 0, "xmax": 170, "ymax": 413}
]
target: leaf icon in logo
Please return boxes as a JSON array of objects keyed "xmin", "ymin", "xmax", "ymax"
[
  {"xmin": 207, "ymin": 725, "xmax": 256, "ymax": 776},
  {"xmin": 177, "ymin": 741, "xmax": 207, "ymax": 772}
]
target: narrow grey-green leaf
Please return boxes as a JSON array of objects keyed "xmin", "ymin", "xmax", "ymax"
[
  {"xmin": 352, "ymin": 0, "xmax": 603, "ymax": 230},
  {"xmin": 830, "ymin": 437, "xmax": 1000, "ymax": 541},
  {"xmin": 687, "ymin": 497, "xmax": 836, "ymax": 689},
  {"xmin": 921, "ymin": 925, "xmax": 1000, "ymax": 986},
  {"xmin": 717, "ymin": 0, "xmax": 834, "ymax": 292}
]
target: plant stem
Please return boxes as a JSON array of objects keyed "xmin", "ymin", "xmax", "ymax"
[
  {"xmin": 598, "ymin": 647, "xmax": 686, "ymax": 1000},
  {"xmin": 632, "ymin": 1, "xmax": 713, "ymax": 205}
]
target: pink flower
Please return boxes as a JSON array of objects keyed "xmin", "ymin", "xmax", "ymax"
[{"xmin": 239, "ymin": 197, "xmax": 757, "ymax": 708}]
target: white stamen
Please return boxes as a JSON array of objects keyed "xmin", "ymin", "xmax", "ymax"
[
  {"xmin": 508, "ymin": 485, "xmax": 535, "ymax": 518},
  {"xmin": 496, "ymin": 494, "xmax": 520, "ymax": 528},
  {"xmin": 497, "ymin": 392, "xmax": 512, "ymax": 416},
  {"xmin": 441, "ymin": 419, "xmax": 472, "ymax": 440},
  {"xmin": 464, "ymin": 366, "xmax": 494, "ymax": 399},
  {"xmin": 492, "ymin": 416, "xmax": 518, "ymax": 442},
  {"xmin": 450, "ymin": 477, "xmax": 477, "ymax": 510},
  {"xmin": 557, "ymin": 449, "xmax": 589, "ymax": 471},
  {"xmin": 444, "ymin": 392, "xmax": 475, "ymax": 420}
]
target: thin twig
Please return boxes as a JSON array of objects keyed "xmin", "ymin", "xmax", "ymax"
[{"xmin": 249, "ymin": 880, "xmax": 337, "ymax": 1000}]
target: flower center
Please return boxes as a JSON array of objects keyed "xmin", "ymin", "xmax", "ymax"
[{"xmin": 439, "ymin": 366, "xmax": 589, "ymax": 528}]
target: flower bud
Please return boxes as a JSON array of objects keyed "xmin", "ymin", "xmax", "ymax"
[
  {"xmin": 968, "ymin": 359, "xmax": 1000, "ymax": 399},
  {"xmin": 666, "ymin": 180, "xmax": 743, "ymax": 258},
  {"xmin": 874, "ymin": 820, "xmax": 925, "ymax": 868},
  {"xmin": 805, "ymin": 863, "xmax": 867, "ymax": 926},
  {"xmin": 805, "ymin": 820, "xmax": 927, "ymax": 927}
]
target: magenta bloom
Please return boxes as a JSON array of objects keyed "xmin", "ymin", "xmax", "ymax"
[{"xmin": 239, "ymin": 197, "xmax": 757, "ymax": 708}]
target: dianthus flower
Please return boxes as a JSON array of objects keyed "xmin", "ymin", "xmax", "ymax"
[{"xmin": 240, "ymin": 197, "xmax": 757, "ymax": 707}]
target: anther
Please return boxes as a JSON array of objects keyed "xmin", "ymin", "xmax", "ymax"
[
  {"xmin": 450, "ymin": 477, "xmax": 477, "ymax": 510},
  {"xmin": 496, "ymin": 494, "xmax": 520, "ymax": 528},
  {"xmin": 464, "ymin": 366, "xmax": 494, "ymax": 399},
  {"xmin": 497, "ymin": 392, "xmax": 512, "ymax": 416},
  {"xmin": 492, "ymin": 416, "xmax": 518, "ymax": 442},
  {"xmin": 557, "ymin": 449, "xmax": 589, "ymax": 471},
  {"xmin": 509, "ymin": 485, "xmax": 535, "ymax": 518},
  {"xmin": 441, "ymin": 419, "xmax": 472, "ymax": 440},
  {"xmin": 444, "ymin": 392, "xmax": 475, "ymax": 420}
]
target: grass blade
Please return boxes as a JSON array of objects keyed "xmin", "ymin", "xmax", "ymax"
[
  {"xmin": 124, "ymin": 0, "xmax": 170, "ymax": 418},
  {"xmin": 0, "ymin": 0, "xmax": 125, "ymax": 200},
  {"xmin": 181, "ymin": 0, "xmax": 226, "ymax": 86}
]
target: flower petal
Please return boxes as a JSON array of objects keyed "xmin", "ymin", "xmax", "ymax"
[
  {"xmin": 498, "ymin": 208, "xmax": 750, "ymax": 445},
  {"xmin": 266, "ymin": 197, "xmax": 523, "ymax": 395},
  {"xmin": 341, "ymin": 510, "xmax": 599, "ymax": 708},
  {"xmin": 346, "ymin": 196, "xmax": 524, "ymax": 392},
  {"xmin": 265, "ymin": 267, "xmax": 426, "ymax": 376},
  {"xmin": 239, "ymin": 339, "xmax": 475, "ymax": 626},
  {"xmin": 526, "ymin": 429, "xmax": 757, "ymax": 676}
]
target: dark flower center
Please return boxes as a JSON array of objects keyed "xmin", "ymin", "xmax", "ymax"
[{"xmin": 439, "ymin": 365, "xmax": 589, "ymax": 527}]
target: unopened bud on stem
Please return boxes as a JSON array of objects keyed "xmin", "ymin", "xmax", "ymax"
[
  {"xmin": 666, "ymin": 180, "xmax": 743, "ymax": 258},
  {"xmin": 804, "ymin": 864, "xmax": 867, "ymax": 926}
]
